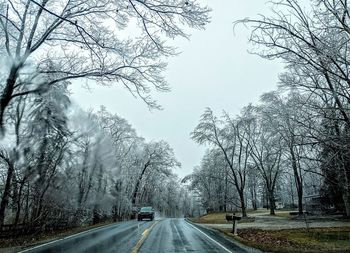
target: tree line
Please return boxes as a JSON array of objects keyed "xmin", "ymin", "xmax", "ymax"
[
  {"xmin": 187, "ymin": 0, "xmax": 350, "ymax": 218},
  {"xmin": 0, "ymin": 99, "xmax": 194, "ymax": 231}
]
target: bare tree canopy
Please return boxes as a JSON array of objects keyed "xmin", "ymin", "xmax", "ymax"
[
  {"xmin": 0, "ymin": 0, "xmax": 210, "ymax": 134},
  {"xmin": 227, "ymin": 0, "xmax": 350, "ymax": 216}
]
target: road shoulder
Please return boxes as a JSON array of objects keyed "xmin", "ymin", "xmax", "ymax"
[
  {"xmin": 0, "ymin": 221, "xmax": 120, "ymax": 253},
  {"xmin": 185, "ymin": 219, "xmax": 262, "ymax": 253}
]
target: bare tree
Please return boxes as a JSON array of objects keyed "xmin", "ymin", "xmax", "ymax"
[
  {"xmin": 236, "ymin": 0, "xmax": 350, "ymax": 216},
  {"xmin": 191, "ymin": 108, "xmax": 250, "ymax": 217},
  {"xmin": 243, "ymin": 105, "xmax": 283, "ymax": 215},
  {"xmin": 0, "ymin": 0, "xmax": 210, "ymax": 134},
  {"xmin": 184, "ymin": 149, "xmax": 230, "ymax": 213},
  {"xmin": 131, "ymin": 140, "xmax": 180, "ymax": 206}
]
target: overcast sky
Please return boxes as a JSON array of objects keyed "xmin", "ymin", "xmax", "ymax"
[{"xmin": 70, "ymin": 1, "xmax": 284, "ymax": 178}]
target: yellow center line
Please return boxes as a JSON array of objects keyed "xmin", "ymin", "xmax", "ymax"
[
  {"xmin": 141, "ymin": 229, "xmax": 149, "ymax": 236},
  {"xmin": 131, "ymin": 220, "xmax": 161, "ymax": 253}
]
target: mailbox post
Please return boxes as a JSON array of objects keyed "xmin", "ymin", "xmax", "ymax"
[{"xmin": 225, "ymin": 213, "xmax": 241, "ymax": 235}]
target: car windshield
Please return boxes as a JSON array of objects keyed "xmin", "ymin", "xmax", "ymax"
[{"xmin": 140, "ymin": 207, "xmax": 152, "ymax": 212}]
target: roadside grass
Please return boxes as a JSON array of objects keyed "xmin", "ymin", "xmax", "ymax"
[
  {"xmin": 0, "ymin": 220, "xmax": 117, "ymax": 250},
  {"xmin": 190, "ymin": 209, "xmax": 292, "ymax": 224},
  {"xmin": 190, "ymin": 213, "xmax": 228, "ymax": 224},
  {"xmin": 231, "ymin": 209, "xmax": 275, "ymax": 216},
  {"xmin": 220, "ymin": 227, "xmax": 350, "ymax": 253},
  {"xmin": 189, "ymin": 212, "xmax": 255, "ymax": 224},
  {"xmin": 261, "ymin": 211, "xmax": 292, "ymax": 218}
]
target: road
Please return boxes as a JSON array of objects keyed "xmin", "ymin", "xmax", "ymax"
[{"xmin": 19, "ymin": 219, "xmax": 259, "ymax": 253}]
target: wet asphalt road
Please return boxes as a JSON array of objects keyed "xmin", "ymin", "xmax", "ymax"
[
  {"xmin": 19, "ymin": 219, "xmax": 259, "ymax": 253},
  {"xmin": 139, "ymin": 219, "xmax": 256, "ymax": 253}
]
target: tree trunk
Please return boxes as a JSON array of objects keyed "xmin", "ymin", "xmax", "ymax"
[
  {"xmin": 31, "ymin": 138, "xmax": 48, "ymax": 221},
  {"xmin": 265, "ymin": 187, "xmax": 269, "ymax": 210},
  {"xmin": 341, "ymin": 159, "xmax": 350, "ymax": 217},
  {"xmin": 23, "ymin": 183, "xmax": 30, "ymax": 224},
  {"xmin": 0, "ymin": 65, "xmax": 19, "ymax": 135},
  {"xmin": 290, "ymin": 175, "xmax": 295, "ymax": 207},
  {"xmin": 93, "ymin": 164, "xmax": 104, "ymax": 224},
  {"xmin": 297, "ymin": 187, "xmax": 303, "ymax": 215},
  {"xmin": 250, "ymin": 183, "xmax": 257, "ymax": 211},
  {"xmin": 224, "ymin": 167, "xmax": 228, "ymax": 212},
  {"xmin": 132, "ymin": 161, "xmax": 150, "ymax": 205},
  {"xmin": 343, "ymin": 191, "xmax": 350, "ymax": 217},
  {"xmin": 252, "ymin": 199, "xmax": 257, "ymax": 211},
  {"xmin": 268, "ymin": 190, "xmax": 276, "ymax": 215},
  {"xmin": 0, "ymin": 161, "xmax": 14, "ymax": 226},
  {"xmin": 238, "ymin": 190, "xmax": 247, "ymax": 217},
  {"xmin": 75, "ymin": 144, "xmax": 90, "ymax": 224},
  {"xmin": 290, "ymin": 146, "xmax": 303, "ymax": 215},
  {"xmin": 132, "ymin": 175, "xmax": 142, "ymax": 206},
  {"xmin": 11, "ymin": 173, "xmax": 18, "ymax": 215},
  {"xmin": 14, "ymin": 178, "xmax": 26, "ymax": 225}
]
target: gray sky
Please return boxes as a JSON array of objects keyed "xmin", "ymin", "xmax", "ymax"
[{"xmin": 70, "ymin": 1, "xmax": 283, "ymax": 178}]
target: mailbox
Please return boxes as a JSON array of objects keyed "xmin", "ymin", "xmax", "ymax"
[
  {"xmin": 225, "ymin": 214, "xmax": 242, "ymax": 221},
  {"xmin": 225, "ymin": 213, "xmax": 241, "ymax": 235}
]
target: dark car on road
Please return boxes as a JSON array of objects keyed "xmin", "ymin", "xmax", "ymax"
[{"xmin": 138, "ymin": 206, "xmax": 155, "ymax": 221}]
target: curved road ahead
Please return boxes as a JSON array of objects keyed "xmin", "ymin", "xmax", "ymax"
[{"xmin": 19, "ymin": 219, "xmax": 260, "ymax": 253}]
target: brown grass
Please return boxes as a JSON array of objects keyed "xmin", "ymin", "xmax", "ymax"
[
  {"xmin": 190, "ymin": 213, "xmax": 229, "ymax": 224},
  {"xmin": 190, "ymin": 210, "xmax": 295, "ymax": 225},
  {"xmin": 221, "ymin": 227, "xmax": 350, "ymax": 253}
]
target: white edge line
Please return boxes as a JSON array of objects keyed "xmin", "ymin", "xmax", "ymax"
[
  {"xmin": 185, "ymin": 220, "xmax": 232, "ymax": 253},
  {"xmin": 18, "ymin": 238, "xmax": 64, "ymax": 253},
  {"xmin": 18, "ymin": 222, "xmax": 121, "ymax": 253}
]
